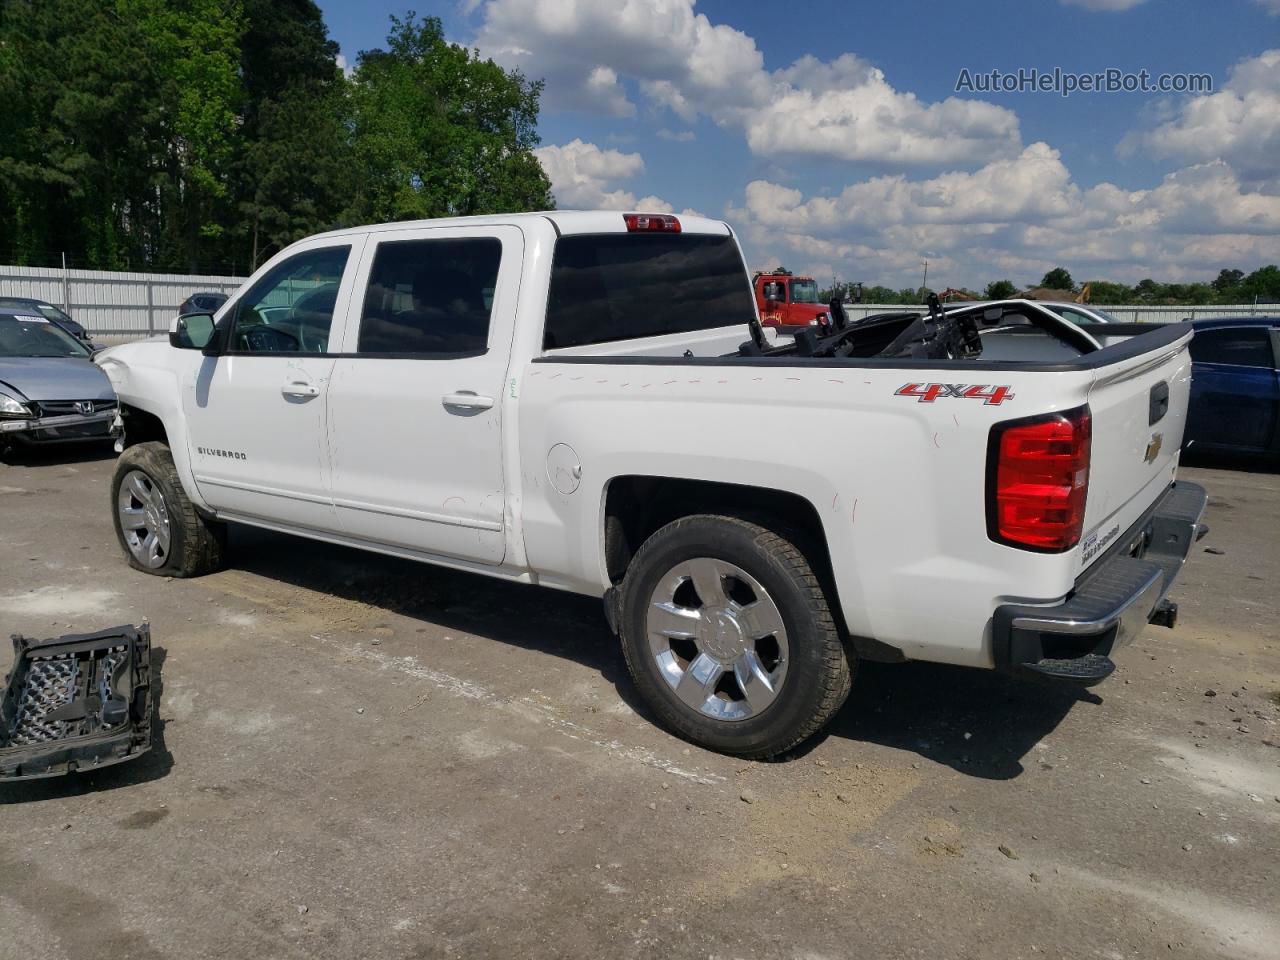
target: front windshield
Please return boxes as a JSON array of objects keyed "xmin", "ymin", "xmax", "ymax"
[
  {"xmin": 790, "ymin": 279, "xmax": 819, "ymax": 303},
  {"xmin": 0, "ymin": 315, "xmax": 91, "ymax": 357}
]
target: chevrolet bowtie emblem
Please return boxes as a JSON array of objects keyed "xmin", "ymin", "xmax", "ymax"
[{"xmin": 1144, "ymin": 432, "xmax": 1163, "ymax": 464}]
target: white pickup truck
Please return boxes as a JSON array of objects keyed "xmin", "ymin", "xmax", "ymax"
[{"xmin": 97, "ymin": 211, "xmax": 1208, "ymax": 758}]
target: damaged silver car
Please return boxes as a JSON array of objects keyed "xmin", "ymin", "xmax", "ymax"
[{"xmin": 0, "ymin": 309, "xmax": 118, "ymax": 454}]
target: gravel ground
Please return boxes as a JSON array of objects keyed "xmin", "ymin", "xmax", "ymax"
[{"xmin": 1, "ymin": 446, "xmax": 1277, "ymax": 960}]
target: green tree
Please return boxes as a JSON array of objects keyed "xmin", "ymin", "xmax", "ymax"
[
  {"xmin": 983, "ymin": 279, "xmax": 1017, "ymax": 299},
  {"xmin": 347, "ymin": 15, "xmax": 552, "ymax": 223},
  {"xmin": 1134, "ymin": 278, "xmax": 1160, "ymax": 301},
  {"xmin": 1084, "ymin": 281, "xmax": 1133, "ymax": 303},
  {"xmin": 131, "ymin": 0, "xmax": 246, "ymax": 268},
  {"xmin": 1039, "ymin": 267, "xmax": 1074, "ymax": 291},
  {"xmin": 0, "ymin": 0, "xmax": 243, "ymax": 271},
  {"xmin": 238, "ymin": 84, "xmax": 353, "ymax": 268},
  {"xmin": 233, "ymin": 0, "xmax": 350, "ymax": 267},
  {"xmin": 1242, "ymin": 265, "xmax": 1280, "ymax": 301},
  {"xmin": 1212, "ymin": 268, "xmax": 1244, "ymax": 294},
  {"xmin": 1184, "ymin": 283, "xmax": 1215, "ymax": 305}
]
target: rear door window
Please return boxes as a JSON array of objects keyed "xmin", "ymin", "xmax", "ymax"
[
  {"xmin": 1189, "ymin": 328, "xmax": 1274, "ymax": 368},
  {"xmin": 357, "ymin": 237, "xmax": 501, "ymax": 355},
  {"xmin": 544, "ymin": 234, "xmax": 754, "ymax": 349}
]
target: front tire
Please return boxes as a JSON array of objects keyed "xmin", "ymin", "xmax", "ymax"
[
  {"xmin": 111, "ymin": 441, "xmax": 226, "ymax": 577},
  {"xmin": 619, "ymin": 515, "xmax": 853, "ymax": 758}
]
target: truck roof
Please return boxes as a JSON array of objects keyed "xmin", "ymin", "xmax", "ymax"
[{"xmin": 306, "ymin": 210, "xmax": 732, "ymax": 243}]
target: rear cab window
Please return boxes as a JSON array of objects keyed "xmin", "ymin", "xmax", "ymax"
[{"xmin": 543, "ymin": 233, "xmax": 755, "ymax": 350}]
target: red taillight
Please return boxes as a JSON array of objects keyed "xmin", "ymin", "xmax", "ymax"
[
  {"xmin": 988, "ymin": 406, "xmax": 1091, "ymax": 551},
  {"xmin": 623, "ymin": 213, "xmax": 681, "ymax": 233}
]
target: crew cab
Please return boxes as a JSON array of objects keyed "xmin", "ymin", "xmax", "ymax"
[
  {"xmin": 753, "ymin": 272, "xmax": 829, "ymax": 329},
  {"xmin": 96, "ymin": 211, "xmax": 1208, "ymax": 758}
]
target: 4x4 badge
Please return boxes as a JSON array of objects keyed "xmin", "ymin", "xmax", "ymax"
[{"xmin": 895, "ymin": 383, "xmax": 1014, "ymax": 405}]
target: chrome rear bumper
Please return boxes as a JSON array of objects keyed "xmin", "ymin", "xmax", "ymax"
[{"xmin": 992, "ymin": 481, "xmax": 1209, "ymax": 685}]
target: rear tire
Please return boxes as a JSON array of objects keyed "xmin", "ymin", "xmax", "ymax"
[
  {"xmin": 619, "ymin": 514, "xmax": 852, "ymax": 758},
  {"xmin": 111, "ymin": 441, "xmax": 226, "ymax": 577}
]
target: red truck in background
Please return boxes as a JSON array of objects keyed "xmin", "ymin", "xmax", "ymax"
[{"xmin": 753, "ymin": 272, "xmax": 830, "ymax": 329}]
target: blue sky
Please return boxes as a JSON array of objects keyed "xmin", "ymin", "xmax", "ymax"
[{"xmin": 318, "ymin": 0, "xmax": 1280, "ymax": 290}]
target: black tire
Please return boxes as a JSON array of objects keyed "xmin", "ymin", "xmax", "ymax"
[
  {"xmin": 619, "ymin": 515, "xmax": 853, "ymax": 759},
  {"xmin": 110, "ymin": 441, "xmax": 226, "ymax": 577}
]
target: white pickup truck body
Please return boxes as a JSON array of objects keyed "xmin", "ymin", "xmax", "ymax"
[{"xmin": 98, "ymin": 211, "xmax": 1207, "ymax": 757}]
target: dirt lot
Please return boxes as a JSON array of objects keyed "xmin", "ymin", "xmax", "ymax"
[{"xmin": 1, "ymin": 447, "xmax": 1277, "ymax": 960}]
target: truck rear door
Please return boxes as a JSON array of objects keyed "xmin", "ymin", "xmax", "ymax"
[
  {"xmin": 324, "ymin": 224, "xmax": 524, "ymax": 564},
  {"xmin": 1077, "ymin": 327, "xmax": 1194, "ymax": 574}
]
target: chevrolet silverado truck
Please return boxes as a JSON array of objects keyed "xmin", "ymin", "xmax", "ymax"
[{"xmin": 95, "ymin": 211, "xmax": 1208, "ymax": 758}]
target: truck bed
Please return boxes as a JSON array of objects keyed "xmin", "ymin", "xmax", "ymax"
[{"xmin": 521, "ymin": 320, "xmax": 1192, "ymax": 669}]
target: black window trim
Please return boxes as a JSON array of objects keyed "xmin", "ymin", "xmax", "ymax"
[
  {"xmin": 1189, "ymin": 324, "xmax": 1277, "ymax": 370},
  {"xmin": 223, "ymin": 243, "xmax": 354, "ymax": 358}
]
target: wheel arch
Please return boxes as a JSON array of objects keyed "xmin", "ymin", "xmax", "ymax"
[
  {"xmin": 600, "ymin": 475, "xmax": 904, "ymax": 663},
  {"xmin": 603, "ymin": 474, "xmax": 835, "ymax": 594},
  {"xmin": 115, "ymin": 399, "xmax": 210, "ymax": 512},
  {"xmin": 119, "ymin": 402, "xmax": 169, "ymax": 449}
]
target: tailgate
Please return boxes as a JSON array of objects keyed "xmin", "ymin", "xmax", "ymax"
[{"xmin": 1078, "ymin": 326, "xmax": 1194, "ymax": 573}]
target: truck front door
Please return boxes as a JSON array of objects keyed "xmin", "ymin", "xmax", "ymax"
[
  {"xmin": 324, "ymin": 225, "xmax": 522, "ymax": 564},
  {"xmin": 183, "ymin": 241, "xmax": 360, "ymax": 530}
]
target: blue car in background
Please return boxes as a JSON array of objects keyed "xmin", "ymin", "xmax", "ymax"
[{"xmin": 1184, "ymin": 316, "xmax": 1280, "ymax": 457}]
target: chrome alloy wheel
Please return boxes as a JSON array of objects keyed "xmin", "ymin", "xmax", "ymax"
[
  {"xmin": 117, "ymin": 470, "xmax": 172, "ymax": 569},
  {"xmin": 646, "ymin": 557, "xmax": 789, "ymax": 722}
]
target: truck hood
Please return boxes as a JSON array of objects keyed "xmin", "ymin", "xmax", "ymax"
[{"xmin": 0, "ymin": 356, "xmax": 116, "ymax": 402}]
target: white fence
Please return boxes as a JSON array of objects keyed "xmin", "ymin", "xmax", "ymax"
[
  {"xmin": 842, "ymin": 303, "xmax": 1270, "ymax": 323},
  {"xmin": 0, "ymin": 264, "xmax": 246, "ymax": 337}
]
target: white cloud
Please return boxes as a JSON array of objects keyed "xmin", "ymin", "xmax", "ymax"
[
  {"xmin": 534, "ymin": 138, "xmax": 645, "ymax": 207},
  {"xmin": 475, "ymin": 0, "xmax": 1021, "ymax": 165},
  {"xmin": 729, "ymin": 150, "xmax": 1280, "ymax": 288},
  {"xmin": 584, "ymin": 66, "xmax": 636, "ymax": 117},
  {"xmin": 1257, "ymin": 0, "xmax": 1280, "ymax": 12},
  {"xmin": 738, "ymin": 143, "xmax": 1079, "ymax": 233},
  {"xmin": 743, "ymin": 56, "xmax": 1021, "ymax": 166},
  {"xmin": 657, "ymin": 128, "xmax": 696, "ymax": 141},
  {"xmin": 1123, "ymin": 49, "xmax": 1280, "ymax": 184},
  {"xmin": 533, "ymin": 138, "xmax": 686, "ymax": 212},
  {"xmin": 1060, "ymin": 0, "xmax": 1148, "ymax": 9}
]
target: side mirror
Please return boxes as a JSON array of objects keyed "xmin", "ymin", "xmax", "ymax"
[
  {"xmin": 169, "ymin": 313, "xmax": 216, "ymax": 351},
  {"xmin": 201, "ymin": 321, "xmax": 230, "ymax": 357}
]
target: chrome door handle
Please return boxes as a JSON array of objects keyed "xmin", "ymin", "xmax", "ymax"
[
  {"xmin": 282, "ymin": 381, "xmax": 321, "ymax": 399},
  {"xmin": 442, "ymin": 392, "xmax": 494, "ymax": 410}
]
